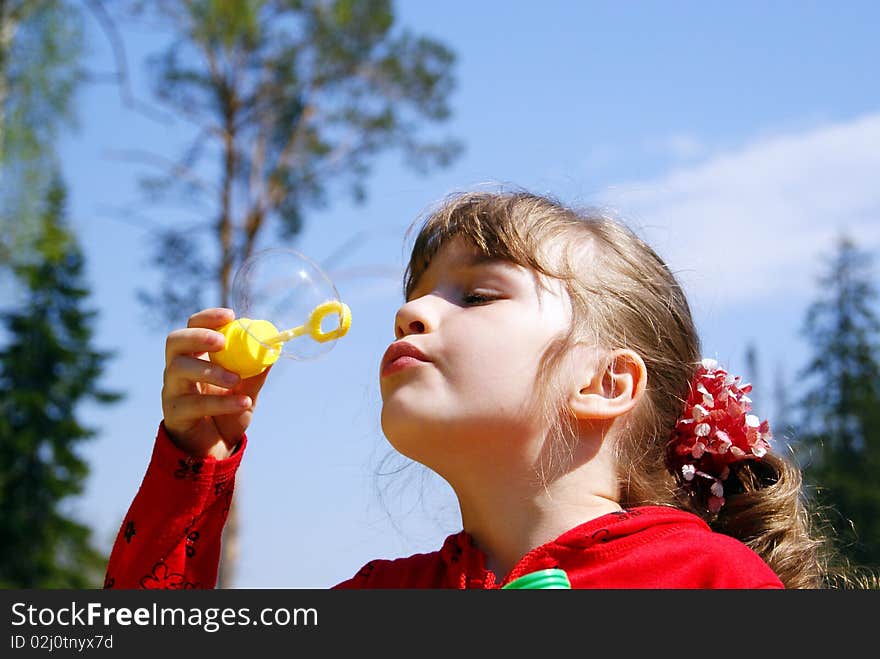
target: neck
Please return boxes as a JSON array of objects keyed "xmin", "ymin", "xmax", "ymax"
[{"xmin": 452, "ymin": 455, "xmax": 621, "ymax": 580}]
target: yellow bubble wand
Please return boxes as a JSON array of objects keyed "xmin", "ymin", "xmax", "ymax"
[{"xmin": 210, "ymin": 299, "xmax": 352, "ymax": 378}]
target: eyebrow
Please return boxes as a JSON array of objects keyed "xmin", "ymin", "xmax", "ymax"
[{"xmin": 455, "ymin": 253, "xmax": 510, "ymax": 269}]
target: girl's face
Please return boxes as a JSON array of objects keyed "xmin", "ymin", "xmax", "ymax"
[{"xmin": 379, "ymin": 237, "xmax": 576, "ymax": 473}]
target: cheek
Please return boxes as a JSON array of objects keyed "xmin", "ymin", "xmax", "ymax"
[{"xmin": 448, "ymin": 340, "xmax": 547, "ymax": 414}]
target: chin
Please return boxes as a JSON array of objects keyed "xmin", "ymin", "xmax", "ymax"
[{"xmin": 380, "ymin": 406, "xmax": 446, "ymax": 464}]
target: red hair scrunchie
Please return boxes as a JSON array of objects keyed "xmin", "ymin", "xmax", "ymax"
[{"xmin": 667, "ymin": 358, "xmax": 773, "ymax": 514}]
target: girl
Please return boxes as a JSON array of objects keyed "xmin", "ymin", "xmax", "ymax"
[{"xmin": 105, "ymin": 189, "xmax": 837, "ymax": 589}]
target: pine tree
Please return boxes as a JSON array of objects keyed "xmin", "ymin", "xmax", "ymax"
[
  {"xmin": 0, "ymin": 173, "xmax": 122, "ymax": 587},
  {"xmin": 744, "ymin": 341, "xmax": 762, "ymax": 416},
  {"xmin": 772, "ymin": 361, "xmax": 795, "ymax": 448},
  {"xmin": 798, "ymin": 233, "xmax": 880, "ymax": 568}
]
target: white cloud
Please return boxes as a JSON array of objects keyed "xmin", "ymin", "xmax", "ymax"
[{"xmin": 596, "ymin": 113, "xmax": 880, "ymax": 308}]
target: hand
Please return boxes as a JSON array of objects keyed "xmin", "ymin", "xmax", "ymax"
[{"xmin": 161, "ymin": 307, "xmax": 271, "ymax": 459}]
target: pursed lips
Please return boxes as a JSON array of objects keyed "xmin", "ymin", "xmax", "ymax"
[{"xmin": 381, "ymin": 341, "xmax": 431, "ymax": 377}]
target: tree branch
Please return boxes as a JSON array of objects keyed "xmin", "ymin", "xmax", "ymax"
[{"xmin": 81, "ymin": 0, "xmax": 173, "ymax": 124}]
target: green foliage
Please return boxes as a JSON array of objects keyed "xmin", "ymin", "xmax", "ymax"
[
  {"xmin": 0, "ymin": 0, "xmax": 83, "ymax": 266},
  {"xmin": 124, "ymin": 0, "xmax": 461, "ymax": 323},
  {"xmin": 798, "ymin": 234, "xmax": 880, "ymax": 568},
  {"xmin": 0, "ymin": 175, "xmax": 122, "ymax": 588}
]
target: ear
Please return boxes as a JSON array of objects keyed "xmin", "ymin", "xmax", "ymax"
[{"xmin": 567, "ymin": 348, "xmax": 648, "ymax": 421}]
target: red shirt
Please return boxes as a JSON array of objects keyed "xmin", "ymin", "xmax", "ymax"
[{"xmin": 104, "ymin": 424, "xmax": 784, "ymax": 589}]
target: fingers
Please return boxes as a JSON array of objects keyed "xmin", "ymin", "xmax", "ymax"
[
  {"xmin": 164, "ymin": 392, "xmax": 253, "ymax": 427},
  {"xmin": 163, "ymin": 308, "xmax": 235, "ymax": 365},
  {"xmin": 187, "ymin": 307, "xmax": 235, "ymax": 329},
  {"xmin": 165, "ymin": 328, "xmax": 226, "ymax": 366},
  {"xmin": 164, "ymin": 354, "xmax": 241, "ymax": 395},
  {"xmin": 163, "ymin": 307, "xmax": 243, "ymax": 416},
  {"xmin": 165, "ymin": 307, "xmax": 231, "ymax": 360},
  {"xmin": 161, "ymin": 308, "xmax": 259, "ymax": 454}
]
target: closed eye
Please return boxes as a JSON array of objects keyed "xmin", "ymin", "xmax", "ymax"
[{"xmin": 462, "ymin": 292, "xmax": 498, "ymax": 305}]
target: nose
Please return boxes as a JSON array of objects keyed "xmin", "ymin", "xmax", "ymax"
[{"xmin": 394, "ymin": 298, "xmax": 431, "ymax": 339}]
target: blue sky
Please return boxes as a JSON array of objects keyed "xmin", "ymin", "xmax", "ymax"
[{"xmin": 55, "ymin": 1, "xmax": 880, "ymax": 587}]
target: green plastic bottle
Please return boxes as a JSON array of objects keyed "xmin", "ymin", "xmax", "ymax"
[{"xmin": 501, "ymin": 568, "xmax": 571, "ymax": 589}]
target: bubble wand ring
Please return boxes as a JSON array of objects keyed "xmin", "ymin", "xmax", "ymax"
[{"xmin": 264, "ymin": 300, "xmax": 352, "ymax": 345}]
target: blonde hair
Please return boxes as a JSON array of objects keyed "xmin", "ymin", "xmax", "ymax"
[{"xmin": 403, "ymin": 188, "xmax": 844, "ymax": 589}]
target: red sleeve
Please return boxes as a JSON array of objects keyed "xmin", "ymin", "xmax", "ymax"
[{"xmin": 103, "ymin": 423, "xmax": 246, "ymax": 589}]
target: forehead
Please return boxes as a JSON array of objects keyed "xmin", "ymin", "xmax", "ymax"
[
  {"xmin": 423, "ymin": 233, "xmax": 573, "ymax": 278},
  {"xmin": 425, "ymin": 237, "xmax": 504, "ymax": 270}
]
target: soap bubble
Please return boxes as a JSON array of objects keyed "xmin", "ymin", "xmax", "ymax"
[{"xmin": 230, "ymin": 247, "xmax": 349, "ymax": 362}]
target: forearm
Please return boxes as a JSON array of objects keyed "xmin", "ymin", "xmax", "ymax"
[{"xmin": 103, "ymin": 422, "xmax": 245, "ymax": 589}]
